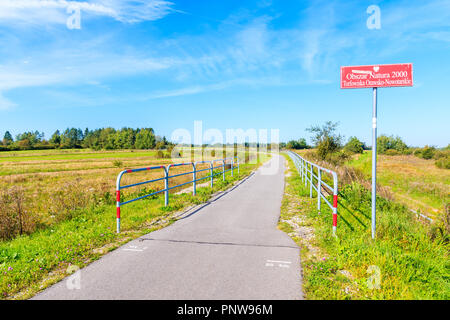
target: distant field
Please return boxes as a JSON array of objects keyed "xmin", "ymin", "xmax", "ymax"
[
  {"xmin": 293, "ymin": 149, "xmax": 449, "ymax": 219},
  {"xmin": 0, "ymin": 149, "xmax": 161, "ymax": 176},
  {"xmin": 0, "ymin": 149, "xmax": 159, "ymax": 163},
  {"xmin": 0, "ymin": 147, "xmax": 259, "ymax": 230},
  {"xmin": 347, "ymin": 151, "xmax": 449, "ymax": 219}
]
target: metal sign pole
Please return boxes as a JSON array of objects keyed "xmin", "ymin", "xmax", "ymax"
[
  {"xmin": 341, "ymin": 63, "xmax": 413, "ymax": 240},
  {"xmin": 371, "ymin": 87, "xmax": 377, "ymax": 239}
]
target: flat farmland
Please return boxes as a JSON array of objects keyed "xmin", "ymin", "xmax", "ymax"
[
  {"xmin": 348, "ymin": 152, "xmax": 449, "ymax": 219},
  {"xmin": 293, "ymin": 149, "xmax": 449, "ymax": 220},
  {"xmin": 0, "ymin": 148, "xmax": 259, "ymax": 228}
]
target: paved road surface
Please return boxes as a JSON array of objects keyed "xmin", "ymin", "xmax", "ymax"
[{"xmin": 34, "ymin": 155, "xmax": 302, "ymax": 300}]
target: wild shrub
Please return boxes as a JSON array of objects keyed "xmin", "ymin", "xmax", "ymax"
[
  {"xmin": 413, "ymin": 148, "xmax": 423, "ymax": 157},
  {"xmin": 324, "ymin": 150, "xmax": 351, "ymax": 165},
  {"xmin": 306, "ymin": 121, "xmax": 343, "ymax": 160},
  {"xmin": 317, "ymin": 136, "xmax": 341, "ymax": 160},
  {"xmin": 304, "ymin": 149, "xmax": 350, "ymax": 166},
  {"xmin": 0, "ymin": 187, "xmax": 36, "ymax": 240},
  {"xmin": 377, "ymin": 135, "xmax": 408, "ymax": 154},
  {"xmin": 385, "ymin": 149, "xmax": 400, "ymax": 156},
  {"xmin": 48, "ymin": 180, "xmax": 91, "ymax": 222},
  {"xmin": 414, "ymin": 147, "xmax": 450, "ymax": 168},
  {"xmin": 435, "ymin": 156, "xmax": 450, "ymax": 169},
  {"xmin": 286, "ymin": 138, "xmax": 309, "ymax": 150},
  {"xmin": 421, "ymin": 146, "xmax": 436, "ymax": 159},
  {"xmin": 402, "ymin": 148, "xmax": 413, "ymax": 155},
  {"xmin": 112, "ymin": 160, "xmax": 123, "ymax": 168},
  {"xmin": 413, "ymin": 145, "xmax": 440, "ymax": 160},
  {"xmin": 344, "ymin": 136, "xmax": 364, "ymax": 154},
  {"xmin": 156, "ymin": 150, "xmax": 164, "ymax": 159},
  {"xmin": 433, "ymin": 150, "xmax": 447, "ymax": 160},
  {"xmin": 429, "ymin": 204, "xmax": 450, "ymax": 244},
  {"xmin": 155, "ymin": 141, "xmax": 165, "ymax": 150}
]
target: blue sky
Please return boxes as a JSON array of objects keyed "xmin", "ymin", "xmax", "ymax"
[{"xmin": 0, "ymin": 0, "xmax": 449, "ymax": 147}]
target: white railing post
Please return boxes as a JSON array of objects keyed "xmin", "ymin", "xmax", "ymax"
[
  {"xmin": 210, "ymin": 161, "xmax": 214, "ymax": 188},
  {"xmin": 332, "ymin": 172, "xmax": 338, "ymax": 236},
  {"xmin": 287, "ymin": 151, "xmax": 338, "ymax": 236},
  {"xmin": 193, "ymin": 163, "xmax": 196, "ymax": 196},
  {"xmin": 164, "ymin": 167, "xmax": 169, "ymax": 206},
  {"xmin": 231, "ymin": 159, "xmax": 234, "ymax": 177},
  {"xmin": 304, "ymin": 159, "xmax": 307, "ymax": 186},
  {"xmin": 317, "ymin": 168, "xmax": 321, "ymax": 214},
  {"xmin": 309, "ymin": 163, "xmax": 313, "ymax": 198}
]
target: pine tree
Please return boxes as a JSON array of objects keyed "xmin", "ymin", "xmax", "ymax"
[{"xmin": 3, "ymin": 131, "xmax": 13, "ymax": 145}]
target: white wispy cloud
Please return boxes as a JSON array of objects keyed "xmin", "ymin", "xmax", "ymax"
[
  {"xmin": 0, "ymin": 92, "xmax": 16, "ymax": 110},
  {"xmin": 1, "ymin": 0, "xmax": 449, "ymax": 110},
  {"xmin": 146, "ymin": 77, "xmax": 331, "ymax": 100},
  {"xmin": 0, "ymin": 42, "xmax": 176, "ymax": 109},
  {"xmin": 97, "ymin": 0, "xmax": 175, "ymax": 23},
  {"xmin": 0, "ymin": 0, "xmax": 175, "ymax": 25},
  {"xmin": 0, "ymin": 2, "xmax": 352, "ymax": 109}
]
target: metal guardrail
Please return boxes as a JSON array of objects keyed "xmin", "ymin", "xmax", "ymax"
[
  {"xmin": 286, "ymin": 151, "xmax": 339, "ymax": 235},
  {"xmin": 115, "ymin": 157, "xmax": 239, "ymax": 233}
]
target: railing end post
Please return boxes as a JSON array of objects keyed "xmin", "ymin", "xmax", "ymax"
[
  {"xmin": 116, "ymin": 189, "xmax": 121, "ymax": 233},
  {"xmin": 192, "ymin": 163, "xmax": 196, "ymax": 196}
]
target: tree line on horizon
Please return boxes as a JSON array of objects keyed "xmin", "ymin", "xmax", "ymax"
[
  {"xmin": 286, "ymin": 121, "xmax": 449, "ymax": 169},
  {"xmin": 0, "ymin": 127, "xmax": 174, "ymax": 151}
]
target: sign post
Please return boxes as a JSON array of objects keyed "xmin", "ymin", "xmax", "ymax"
[
  {"xmin": 340, "ymin": 63, "xmax": 413, "ymax": 239},
  {"xmin": 372, "ymin": 87, "xmax": 377, "ymax": 239}
]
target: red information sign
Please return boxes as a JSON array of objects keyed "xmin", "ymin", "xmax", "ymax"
[{"xmin": 340, "ymin": 63, "xmax": 413, "ymax": 89}]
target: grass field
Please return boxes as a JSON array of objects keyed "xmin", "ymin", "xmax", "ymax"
[
  {"xmin": 293, "ymin": 149, "xmax": 449, "ymax": 221},
  {"xmin": 0, "ymin": 148, "xmax": 270, "ymax": 299},
  {"xmin": 279, "ymin": 154, "xmax": 449, "ymax": 299},
  {"xmin": 0, "ymin": 148, "xmax": 261, "ymax": 231},
  {"xmin": 346, "ymin": 151, "xmax": 449, "ymax": 220}
]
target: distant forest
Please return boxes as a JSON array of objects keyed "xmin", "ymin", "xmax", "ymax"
[{"xmin": 0, "ymin": 127, "xmax": 174, "ymax": 151}]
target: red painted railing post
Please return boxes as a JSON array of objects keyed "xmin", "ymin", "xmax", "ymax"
[
  {"xmin": 332, "ymin": 175, "xmax": 338, "ymax": 236},
  {"xmin": 116, "ymin": 190, "xmax": 121, "ymax": 233}
]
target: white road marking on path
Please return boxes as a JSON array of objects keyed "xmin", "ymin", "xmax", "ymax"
[
  {"xmin": 265, "ymin": 259, "xmax": 291, "ymax": 268},
  {"xmin": 123, "ymin": 245, "xmax": 147, "ymax": 252},
  {"xmin": 267, "ymin": 260, "xmax": 291, "ymax": 264}
]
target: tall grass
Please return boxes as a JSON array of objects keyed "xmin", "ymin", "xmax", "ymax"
[
  {"xmin": 297, "ymin": 149, "xmax": 449, "ymax": 220},
  {"xmin": 0, "ymin": 148, "xmax": 262, "ymax": 241},
  {"xmin": 280, "ymin": 154, "xmax": 449, "ymax": 299}
]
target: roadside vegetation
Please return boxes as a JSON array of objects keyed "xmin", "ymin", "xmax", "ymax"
[
  {"xmin": 290, "ymin": 121, "xmax": 449, "ymax": 220},
  {"xmin": 0, "ymin": 148, "xmax": 270, "ymax": 299},
  {"xmin": 346, "ymin": 152, "xmax": 449, "ymax": 220},
  {"xmin": 0, "ymin": 147, "xmax": 261, "ymax": 240},
  {"xmin": 281, "ymin": 120, "xmax": 449, "ymax": 299},
  {"xmin": 279, "ymin": 154, "xmax": 449, "ymax": 299}
]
